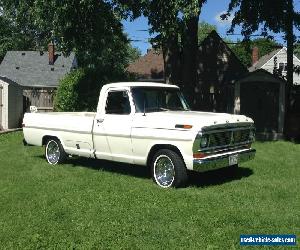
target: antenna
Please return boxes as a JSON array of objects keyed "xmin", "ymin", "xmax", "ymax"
[{"xmin": 143, "ymin": 93, "xmax": 146, "ymax": 116}]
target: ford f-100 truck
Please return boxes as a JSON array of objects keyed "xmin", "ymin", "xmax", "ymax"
[{"xmin": 23, "ymin": 82, "xmax": 256, "ymax": 188}]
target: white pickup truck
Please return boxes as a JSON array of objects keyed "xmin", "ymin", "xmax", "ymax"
[{"xmin": 23, "ymin": 82, "xmax": 256, "ymax": 188}]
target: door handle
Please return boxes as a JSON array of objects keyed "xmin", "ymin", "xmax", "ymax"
[{"xmin": 96, "ymin": 118, "xmax": 104, "ymax": 123}]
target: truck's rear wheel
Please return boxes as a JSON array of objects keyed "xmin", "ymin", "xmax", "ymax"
[
  {"xmin": 45, "ymin": 139, "xmax": 67, "ymax": 165},
  {"xmin": 151, "ymin": 149, "xmax": 188, "ymax": 188}
]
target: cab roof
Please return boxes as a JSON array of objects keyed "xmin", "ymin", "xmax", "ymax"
[{"xmin": 103, "ymin": 82, "xmax": 180, "ymax": 89}]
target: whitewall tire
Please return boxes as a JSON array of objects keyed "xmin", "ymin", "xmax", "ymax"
[
  {"xmin": 45, "ymin": 139, "xmax": 67, "ymax": 165},
  {"xmin": 151, "ymin": 149, "xmax": 188, "ymax": 188}
]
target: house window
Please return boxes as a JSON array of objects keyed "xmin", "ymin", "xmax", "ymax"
[{"xmin": 278, "ymin": 62, "xmax": 288, "ymax": 72}]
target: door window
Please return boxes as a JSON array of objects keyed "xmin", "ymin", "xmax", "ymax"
[{"xmin": 105, "ymin": 91, "xmax": 131, "ymax": 115}]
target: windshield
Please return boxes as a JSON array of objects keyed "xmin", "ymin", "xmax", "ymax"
[{"xmin": 131, "ymin": 87, "xmax": 190, "ymax": 113}]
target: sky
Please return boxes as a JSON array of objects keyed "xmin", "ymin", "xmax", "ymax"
[{"xmin": 122, "ymin": 0, "xmax": 300, "ymax": 55}]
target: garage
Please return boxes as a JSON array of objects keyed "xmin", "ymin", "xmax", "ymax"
[
  {"xmin": 234, "ymin": 69, "xmax": 286, "ymax": 140},
  {"xmin": 0, "ymin": 76, "xmax": 23, "ymax": 130}
]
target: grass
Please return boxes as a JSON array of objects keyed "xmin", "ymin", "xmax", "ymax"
[{"xmin": 0, "ymin": 132, "xmax": 299, "ymax": 249}]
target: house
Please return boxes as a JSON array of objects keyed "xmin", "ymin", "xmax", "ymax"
[
  {"xmin": 235, "ymin": 47, "xmax": 300, "ymax": 139},
  {"xmin": 127, "ymin": 49, "xmax": 164, "ymax": 81},
  {"xmin": 195, "ymin": 31, "xmax": 248, "ymax": 113},
  {"xmin": 249, "ymin": 46, "xmax": 300, "ymax": 85},
  {"xmin": 128, "ymin": 31, "xmax": 248, "ymax": 114},
  {"xmin": 0, "ymin": 44, "xmax": 77, "ymax": 129},
  {"xmin": 127, "ymin": 31, "xmax": 300, "ymax": 140}
]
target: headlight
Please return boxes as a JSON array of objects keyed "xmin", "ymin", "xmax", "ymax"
[{"xmin": 200, "ymin": 135, "xmax": 209, "ymax": 148}]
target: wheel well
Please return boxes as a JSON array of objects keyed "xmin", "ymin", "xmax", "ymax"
[
  {"xmin": 147, "ymin": 144, "xmax": 184, "ymax": 167},
  {"xmin": 42, "ymin": 135, "xmax": 58, "ymax": 146}
]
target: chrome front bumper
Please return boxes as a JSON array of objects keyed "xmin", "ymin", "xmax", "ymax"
[{"xmin": 193, "ymin": 148, "xmax": 256, "ymax": 172}]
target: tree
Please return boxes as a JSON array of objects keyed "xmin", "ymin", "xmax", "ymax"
[
  {"xmin": 1, "ymin": 0, "xmax": 141, "ymax": 112},
  {"xmin": 196, "ymin": 22, "xmax": 279, "ymax": 68},
  {"xmin": 229, "ymin": 38, "xmax": 280, "ymax": 67},
  {"xmin": 114, "ymin": 1, "xmax": 209, "ymax": 106},
  {"xmin": 0, "ymin": 14, "xmax": 35, "ymax": 63},
  {"xmin": 0, "ymin": 0, "xmax": 137, "ymax": 69},
  {"xmin": 54, "ymin": 68, "xmax": 106, "ymax": 112},
  {"xmin": 143, "ymin": 0, "xmax": 185, "ymax": 85},
  {"xmin": 223, "ymin": 0, "xmax": 300, "ymax": 136},
  {"xmin": 143, "ymin": 1, "xmax": 208, "ymax": 105},
  {"xmin": 127, "ymin": 45, "xmax": 142, "ymax": 64},
  {"xmin": 198, "ymin": 21, "xmax": 217, "ymax": 43}
]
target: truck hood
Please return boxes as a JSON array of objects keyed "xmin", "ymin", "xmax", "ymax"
[{"xmin": 133, "ymin": 111, "xmax": 254, "ymax": 132}]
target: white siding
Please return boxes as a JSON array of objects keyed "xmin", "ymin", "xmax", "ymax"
[
  {"xmin": 0, "ymin": 82, "xmax": 3, "ymax": 128},
  {"xmin": 0, "ymin": 79, "xmax": 9, "ymax": 129},
  {"xmin": 261, "ymin": 48, "xmax": 300, "ymax": 85},
  {"xmin": 0, "ymin": 79, "xmax": 23, "ymax": 129}
]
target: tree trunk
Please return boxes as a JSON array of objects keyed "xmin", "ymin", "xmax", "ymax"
[
  {"xmin": 182, "ymin": 14, "xmax": 200, "ymax": 107},
  {"xmin": 163, "ymin": 34, "xmax": 182, "ymax": 85},
  {"xmin": 284, "ymin": 0, "xmax": 294, "ymax": 138}
]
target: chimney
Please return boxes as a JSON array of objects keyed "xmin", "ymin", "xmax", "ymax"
[
  {"xmin": 48, "ymin": 42, "xmax": 55, "ymax": 65},
  {"xmin": 252, "ymin": 46, "xmax": 259, "ymax": 65}
]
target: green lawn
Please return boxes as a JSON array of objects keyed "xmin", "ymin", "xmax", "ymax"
[{"xmin": 0, "ymin": 132, "xmax": 299, "ymax": 249}]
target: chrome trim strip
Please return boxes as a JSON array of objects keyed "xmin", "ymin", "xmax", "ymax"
[
  {"xmin": 200, "ymin": 126, "xmax": 254, "ymax": 135},
  {"xmin": 201, "ymin": 123, "xmax": 254, "ymax": 132},
  {"xmin": 198, "ymin": 143, "xmax": 251, "ymax": 153},
  {"xmin": 130, "ymin": 134, "xmax": 192, "ymax": 141},
  {"xmin": 94, "ymin": 132, "xmax": 191, "ymax": 141},
  {"xmin": 193, "ymin": 148, "xmax": 256, "ymax": 172},
  {"xmin": 25, "ymin": 126, "xmax": 191, "ymax": 141},
  {"xmin": 132, "ymin": 126, "xmax": 191, "ymax": 131},
  {"xmin": 93, "ymin": 132, "xmax": 130, "ymax": 138},
  {"xmin": 25, "ymin": 126, "xmax": 92, "ymax": 135}
]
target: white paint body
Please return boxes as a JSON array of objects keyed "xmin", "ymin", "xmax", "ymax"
[{"xmin": 23, "ymin": 82, "xmax": 254, "ymax": 171}]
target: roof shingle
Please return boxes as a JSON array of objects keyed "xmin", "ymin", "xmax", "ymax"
[
  {"xmin": 127, "ymin": 49, "xmax": 164, "ymax": 80},
  {"xmin": 0, "ymin": 51, "xmax": 76, "ymax": 87}
]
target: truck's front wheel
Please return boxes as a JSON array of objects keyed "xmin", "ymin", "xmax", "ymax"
[
  {"xmin": 45, "ymin": 139, "xmax": 67, "ymax": 165},
  {"xmin": 151, "ymin": 149, "xmax": 188, "ymax": 188}
]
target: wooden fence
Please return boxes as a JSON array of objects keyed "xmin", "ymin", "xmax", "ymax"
[{"xmin": 23, "ymin": 88, "xmax": 55, "ymax": 112}]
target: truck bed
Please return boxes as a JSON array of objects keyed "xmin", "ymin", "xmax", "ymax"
[{"xmin": 23, "ymin": 112, "xmax": 96, "ymax": 157}]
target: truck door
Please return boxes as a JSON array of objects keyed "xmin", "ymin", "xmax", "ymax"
[{"xmin": 93, "ymin": 88, "xmax": 134, "ymax": 163}]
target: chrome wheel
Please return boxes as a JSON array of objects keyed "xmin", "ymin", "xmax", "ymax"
[
  {"xmin": 46, "ymin": 140, "xmax": 60, "ymax": 164},
  {"xmin": 153, "ymin": 155, "xmax": 175, "ymax": 188}
]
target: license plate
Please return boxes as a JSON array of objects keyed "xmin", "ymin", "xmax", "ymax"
[{"xmin": 229, "ymin": 154, "xmax": 238, "ymax": 166}]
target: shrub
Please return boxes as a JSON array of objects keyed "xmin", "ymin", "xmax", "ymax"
[
  {"xmin": 54, "ymin": 68, "xmax": 107, "ymax": 112},
  {"xmin": 54, "ymin": 69, "xmax": 82, "ymax": 111}
]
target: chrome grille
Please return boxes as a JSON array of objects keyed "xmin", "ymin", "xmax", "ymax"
[
  {"xmin": 205, "ymin": 127, "xmax": 253, "ymax": 149},
  {"xmin": 233, "ymin": 130, "xmax": 250, "ymax": 144},
  {"xmin": 209, "ymin": 131, "xmax": 231, "ymax": 147},
  {"xmin": 195, "ymin": 125, "xmax": 255, "ymax": 155}
]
